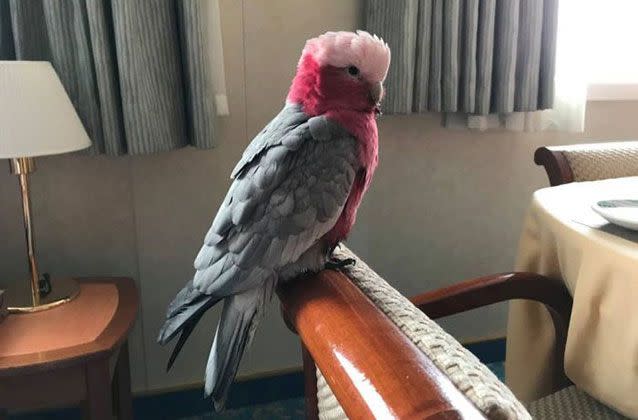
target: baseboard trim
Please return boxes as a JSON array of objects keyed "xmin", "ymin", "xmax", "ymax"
[
  {"xmin": 135, "ymin": 365, "xmax": 303, "ymax": 397},
  {"xmin": 132, "ymin": 370, "xmax": 304, "ymax": 419}
]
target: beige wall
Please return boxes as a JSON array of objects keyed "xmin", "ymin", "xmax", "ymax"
[{"xmin": 1, "ymin": 0, "xmax": 637, "ymax": 392}]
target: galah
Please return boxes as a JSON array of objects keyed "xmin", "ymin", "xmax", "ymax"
[{"xmin": 158, "ymin": 30, "xmax": 391, "ymax": 410}]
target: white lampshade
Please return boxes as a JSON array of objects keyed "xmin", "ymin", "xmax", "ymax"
[{"xmin": 0, "ymin": 61, "xmax": 91, "ymax": 159}]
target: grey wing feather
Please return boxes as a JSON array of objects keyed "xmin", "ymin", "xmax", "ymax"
[
  {"xmin": 192, "ymin": 105, "xmax": 359, "ymax": 298},
  {"xmin": 230, "ymin": 103, "xmax": 308, "ymax": 179}
]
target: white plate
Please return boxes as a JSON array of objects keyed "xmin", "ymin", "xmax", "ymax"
[{"xmin": 591, "ymin": 199, "xmax": 638, "ymax": 231}]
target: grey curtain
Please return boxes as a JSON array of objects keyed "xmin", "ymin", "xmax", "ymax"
[
  {"xmin": 365, "ymin": 0, "xmax": 559, "ymax": 116},
  {"xmin": 0, "ymin": 0, "xmax": 217, "ymax": 155}
]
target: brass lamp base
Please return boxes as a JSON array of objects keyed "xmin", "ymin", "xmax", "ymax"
[
  {"xmin": 6, "ymin": 157, "xmax": 82, "ymax": 314},
  {"xmin": 5, "ymin": 277, "xmax": 80, "ymax": 314}
]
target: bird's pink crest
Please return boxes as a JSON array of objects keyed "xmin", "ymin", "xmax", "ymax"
[{"xmin": 300, "ymin": 30, "xmax": 391, "ymax": 83}]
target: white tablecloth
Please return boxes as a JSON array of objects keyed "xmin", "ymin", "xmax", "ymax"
[{"xmin": 506, "ymin": 177, "xmax": 638, "ymax": 418}]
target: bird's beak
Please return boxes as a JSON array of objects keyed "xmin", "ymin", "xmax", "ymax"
[{"xmin": 370, "ymin": 81, "xmax": 383, "ymax": 113}]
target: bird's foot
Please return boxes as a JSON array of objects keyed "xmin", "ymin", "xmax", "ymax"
[{"xmin": 325, "ymin": 257, "xmax": 356, "ymax": 271}]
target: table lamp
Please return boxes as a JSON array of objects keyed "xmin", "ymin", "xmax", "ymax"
[{"xmin": 0, "ymin": 61, "xmax": 92, "ymax": 313}]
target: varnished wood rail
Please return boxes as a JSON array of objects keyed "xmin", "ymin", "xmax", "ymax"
[{"xmin": 278, "ymin": 270, "xmax": 485, "ymax": 419}]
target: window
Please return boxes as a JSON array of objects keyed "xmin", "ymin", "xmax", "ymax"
[{"xmin": 585, "ymin": 0, "xmax": 638, "ymax": 100}]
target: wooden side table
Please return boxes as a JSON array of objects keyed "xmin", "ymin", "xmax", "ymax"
[{"xmin": 0, "ymin": 278, "xmax": 138, "ymax": 420}]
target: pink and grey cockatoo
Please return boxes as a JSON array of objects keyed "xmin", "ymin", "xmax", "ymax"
[{"xmin": 158, "ymin": 30, "xmax": 390, "ymax": 410}]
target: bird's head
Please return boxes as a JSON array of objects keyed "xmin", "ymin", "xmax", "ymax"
[{"xmin": 287, "ymin": 31, "xmax": 391, "ymax": 116}]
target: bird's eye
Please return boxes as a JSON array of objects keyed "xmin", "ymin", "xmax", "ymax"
[{"xmin": 347, "ymin": 66, "xmax": 360, "ymax": 76}]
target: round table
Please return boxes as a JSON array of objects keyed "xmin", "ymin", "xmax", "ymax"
[
  {"xmin": 505, "ymin": 177, "xmax": 638, "ymax": 418},
  {"xmin": 0, "ymin": 278, "xmax": 138, "ymax": 420}
]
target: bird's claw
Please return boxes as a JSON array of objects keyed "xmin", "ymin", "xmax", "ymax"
[{"xmin": 325, "ymin": 257, "xmax": 356, "ymax": 271}]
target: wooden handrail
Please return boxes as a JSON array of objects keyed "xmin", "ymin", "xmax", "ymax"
[
  {"xmin": 411, "ymin": 272, "xmax": 571, "ymax": 322},
  {"xmin": 278, "ymin": 270, "xmax": 485, "ymax": 420}
]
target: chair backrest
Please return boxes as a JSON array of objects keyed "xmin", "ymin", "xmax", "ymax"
[{"xmin": 535, "ymin": 141, "xmax": 638, "ymax": 186}]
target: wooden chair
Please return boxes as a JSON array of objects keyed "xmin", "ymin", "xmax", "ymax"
[
  {"xmin": 279, "ymin": 246, "xmax": 629, "ymax": 419},
  {"xmin": 534, "ymin": 140, "xmax": 638, "ymax": 186}
]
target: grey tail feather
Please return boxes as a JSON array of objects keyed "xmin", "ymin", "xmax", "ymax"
[
  {"xmin": 165, "ymin": 280, "xmax": 199, "ymax": 316},
  {"xmin": 158, "ymin": 293, "xmax": 220, "ymax": 371},
  {"xmin": 158, "ymin": 295, "xmax": 208, "ymax": 344},
  {"xmin": 204, "ymin": 287, "xmax": 268, "ymax": 412},
  {"xmin": 165, "ymin": 314, "xmax": 199, "ymax": 371}
]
